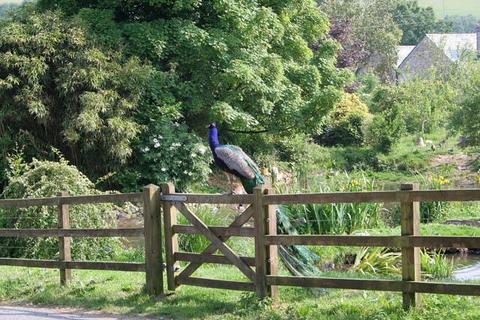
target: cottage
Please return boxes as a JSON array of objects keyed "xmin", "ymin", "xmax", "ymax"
[{"xmin": 397, "ymin": 27, "xmax": 480, "ymax": 82}]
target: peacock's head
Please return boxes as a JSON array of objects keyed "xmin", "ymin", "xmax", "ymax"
[{"xmin": 207, "ymin": 123, "xmax": 217, "ymax": 129}]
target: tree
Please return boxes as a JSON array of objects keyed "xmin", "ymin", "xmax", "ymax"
[
  {"xmin": 449, "ymin": 59, "xmax": 480, "ymax": 146},
  {"xmin": 443, "ymin": 15, "xmax": 478, "ymax": 33},
  {"xmin": 320, "ymin": 0, "xmax": 402, "ymax": 80},
  {"xmin": 394, "ymin": 0, "xmax": 452, "ymax": 45},
  {"xmin": 38, "ymin": 0, "xmax": 349, "ymax": 147},
  {"xmin": 0, "ymin": 8, "xmax": 151, "ymax": 181}
]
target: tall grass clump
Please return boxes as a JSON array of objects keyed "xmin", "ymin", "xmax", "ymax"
[
  {"xmin": 280, "ymin": 173, "xmax": 383, "ymax": 235},
  {"xmin": 177, "ymin": 205, "xmax": 230, "ymax": 253},
  {"xmin": 419, "ymin": 173, "xmax": 450, "ymax": 223},
  {"xmin": 421, "ymin": 250, "xmax": 453, "ymax": 279},
  {"xmin": 351, "ymin": 247, "xmax": 401, "ymax": 275}
]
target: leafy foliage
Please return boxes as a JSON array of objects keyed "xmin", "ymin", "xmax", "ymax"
[
  {"xmin": 394, "ymin": 0, "xmax": 452, "ymax": 45},
  {"xmin": 449, "ymin": 59, "xmax": 480, "ymax": 147},
  {"xmin": 320, "ymin": 0, "xmax": 402, "ymax": 80},
  {"xmin": 443, "ymin": 15, "xmax": 478, "ymax": 33},
  {"xmin": 316, "ymin": 93, "xmax": 372, "ymax": 146},
  {"xmin": 39, "ymin": 0, "xmax": 349, "ymax": 145},
  {"xmin": 115, "ymin": 119, "xmax": 211, "ymax": 192},
  {"xmin": 0, "ymin": 8, "xmax": 150, "ymax": 180},
  {"xmin": 0, "ymin": 156, "xmax": 121, "ymax": 260}
]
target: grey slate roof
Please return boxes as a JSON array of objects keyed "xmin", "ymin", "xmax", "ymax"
[
  {"xmin": 426, "ymin": 33, "xmax": 477, "ymax": 61},
  {"xmin": 397, "ymin": 45, "xmax": 416, "ymax": 67}
]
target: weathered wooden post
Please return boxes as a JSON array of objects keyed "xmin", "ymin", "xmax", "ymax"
[
  {"xmin": 254, "ymin": 186, "xmax": 267, "ymax": 298},
  {"xmin": 265, "ymin": 188, "xmax": 279, "ymax": 299},
  {"xmin": 254, "ymin": 187, "xmax": 278, "ymax": 299},
  {"xmin": 400, "ymin": 183, "xmax": 421, "ymax": 309},
  {"xmin": 57, "ymin": 191, "xmax": 71, "ymax": 286},
  {"xmin": 162, "ymin": 182, "xmax": 180, "ymax": 291},
  {"xmin": 143, "ymin": 184, "xmax": 164, "ymax": 296}
]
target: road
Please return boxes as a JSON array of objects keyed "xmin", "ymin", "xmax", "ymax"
[{"xmin": 0, "ymin": 305, "xmax": 158, "ymax": 320}]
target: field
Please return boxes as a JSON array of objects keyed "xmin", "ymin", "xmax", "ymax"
[{"xmin": 417, "ymin": 0, "xmax": 480, "ymax": 17}]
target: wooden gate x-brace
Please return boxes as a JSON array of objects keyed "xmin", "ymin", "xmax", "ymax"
[{"xmin": 160, "ymin": 183, "xmax": 278, "ymax": 298}]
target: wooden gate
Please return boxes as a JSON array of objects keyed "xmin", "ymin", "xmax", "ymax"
[{"xmin": 161, "ymin": 183, "xmax": 278, "ymax": 298}]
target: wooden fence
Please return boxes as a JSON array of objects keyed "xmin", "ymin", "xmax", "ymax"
[
  {"xmin": 0, "ymin": 184, "xmax": 164, "ymax": 296},
  {"xmin": 3, "ymin": 182, "xmax": 480, "ymax": 310},
  {"xmin": 163, "ymin": 182, "xmax": 480, "ymax": 310}
]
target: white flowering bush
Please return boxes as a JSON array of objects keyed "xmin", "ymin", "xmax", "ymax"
[{"xmin": 117, "ymin": 119, "xmax": 211, "ymax": 191}]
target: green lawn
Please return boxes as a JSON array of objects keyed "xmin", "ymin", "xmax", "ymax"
[
  {"xmin": 418, "ymin": 0, "xmax": 480, "ymax": 18},
  {"xmin": 1, "ymin": 265, "xmax": 480, "ymax": 319}
]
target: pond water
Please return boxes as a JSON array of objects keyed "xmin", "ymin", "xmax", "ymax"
[{"xmin": 452, "ymin": 254, "xmax": 480, "ymax": 280}]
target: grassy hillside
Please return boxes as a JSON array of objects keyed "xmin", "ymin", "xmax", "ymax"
[{"xmin": 418, "ymin": 0, "xmax": 480, "ymax": 18}]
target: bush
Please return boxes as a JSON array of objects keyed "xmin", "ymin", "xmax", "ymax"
[
  {"xmin": 114, "ymin": 119, "xmax": 211, "ymax": 192},
  {"xmin": 316, "ymin": 93, "xmax": 372, "ymax": 147},
  {"xmin": 365, "ymin": 103, "xmax": 405, "ymax": 153},
  {"xmin": 0, "ymin": 157, "xmax": 122, "ymax": 260}
]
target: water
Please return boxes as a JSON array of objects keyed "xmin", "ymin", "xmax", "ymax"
[{"xmin": 452, "ymin": 254, "xmax": 480, "ymax": 280}]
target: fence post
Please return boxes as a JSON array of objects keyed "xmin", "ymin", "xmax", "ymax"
[
  {"xmin": 265, "ymin": 188, "xmax": 279, "ymax": 299},
  {"xmin": 400, "ymin": 183, "xmax": 421, "ymax": 309},
  {"xmin": 162, "ymin": 182, "xmax": 179, "ymax": 291},
  {"xmin": 254, "ymin": 186, "xmax": 267, "ymax": 299},
  {"xmin": 143, "ymin": 184, "xmax": 164, "ymax": 296},
  {"xmin": 57, "ymin": 191, "xmax": 71, "ymax": 286}
]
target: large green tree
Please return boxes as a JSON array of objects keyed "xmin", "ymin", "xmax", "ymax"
[
  {"xmin": 0, "ymin": 7, "xmax": 151, "ymax": 181},
  {"xmin": 319, "ymin": 0, "xmax": 402, "ymax": 80},
  {"xmin": 394, "ymin": 0, "xmax": 452, "ymax": 45},
  {"xmin": 39, "ymin": 0, "xmax": 349, "ymax": 142}
]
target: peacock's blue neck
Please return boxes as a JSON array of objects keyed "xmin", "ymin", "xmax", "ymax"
[{"xmin": 208, "ymin": 127, "xmax": 220, "ymax": 150}]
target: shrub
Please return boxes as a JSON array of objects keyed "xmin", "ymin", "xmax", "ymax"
[
  {"xmin": 0, "ymin": 157, "xmax": 122, "ymax": 260},
  {"xmin": 316, "ymin": 93, "xmax": 372, "ymax": 146},
  {"xmin": 114, "ymin": 119, "xmax": 211, "ymax": 192},
  {"xmin": 365, "ymin": 103, "xmax": 405, "ymax": 153}
]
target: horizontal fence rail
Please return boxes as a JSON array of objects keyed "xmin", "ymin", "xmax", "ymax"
[
  {"xmin": 265, "ymin": 235, "xmax": 480, "ymax": 248},
  {"xmin": 0, "ymin": 228, "xmax": 144, "ymax": 238},
  {"xmin": 0, "ymin": 192, "xmax": 143, "ymax": 208},
  {"xmin": 266, "ymin": 276, "xmax": 480, "ymax": 296},
  {"xmin": 0, "ymin": 258, "xmax": 146, "ymax": 272},
  {"xmin": 262, "ymin": 189, "xmax": 480, "ymax": 204}
]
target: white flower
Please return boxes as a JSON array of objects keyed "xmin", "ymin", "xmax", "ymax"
[
  {"xmin": 198, "ymin": 146, "xmax": 207, "ymax": 155},
  {"xmin": 143, "ymin": 147, "xmax": 150, "ymax": 153},
  {"xmin": 153, "ymin": 138, "xmax": 159, "ymax": 143},
  {"xmin": 191, "ymin": 153, "xmax": 197, "ymax": 157},
  {"xmin": 173, "ymin": 122, "xmax": 180, "ymax": 127},
  {"xmin": 161, "ymin": 167, "xmax": 167, "ymax": 172},
  {"xmin": 157, "ymin": 135, "xmax": 163, "ymax": 139},
  {"xmin": 154, "ymin": 142, "xmax": 160, "ymax": 148},
  {"xmin": 188, "ymin": 172, "xmax": 193, "ymax": 176},
  {"xmin": 183, "ymin": 170, "xmax": 188, "ymax": 174}
]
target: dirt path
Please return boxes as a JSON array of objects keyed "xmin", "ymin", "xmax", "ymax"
[
  {"xmin": 0, "ymin": 305, "xmax": 159, "ymax": 320},
  {"xmin": 430, "ymin": 153, "xmax": 478, "ymax": 187}
]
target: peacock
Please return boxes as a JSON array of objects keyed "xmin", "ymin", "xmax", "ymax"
[{"xmin": 207, "ymin": 123, "xmax": 322, "ymax": 278}]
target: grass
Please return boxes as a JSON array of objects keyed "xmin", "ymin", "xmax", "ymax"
[
  {"xmin": 1, "ymin": 266, "xmax": 480, "ymax": 319},
  {"xmin": 418, "ymin": 0, "xmax": 480, "ymax": 18}
]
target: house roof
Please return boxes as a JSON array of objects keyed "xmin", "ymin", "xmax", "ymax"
[
  {"xmin": 397, "ymin": 45, "xmax": 416, "ymax": 67},
  {"xmin": 426, "ymin": 33, "xmax": 478, "ymax": 61}
]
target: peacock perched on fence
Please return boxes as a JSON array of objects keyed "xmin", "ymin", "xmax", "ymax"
[{"xmin": 207, "ymin": 123, "xmax": 321, "ymax": 277}]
